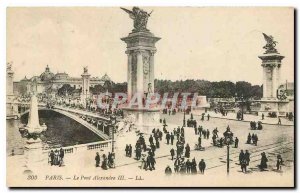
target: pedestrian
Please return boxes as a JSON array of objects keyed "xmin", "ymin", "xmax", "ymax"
[
  {"xmin": 241, "ymin": 158, "xmax": 247, "ymax": 173},
  {"xmin": 156, "ymin": 140, "xmax": 160, "ymax": 149},
  {"xmin": 202, "ymin": 130, "xmax": 207, "ymax": 139},
  {"xmin": 194, "ymin": 126, "xmax": 198, "ymax": 135},
  {"xmin": 186, "ymin": 159, "xmax": 192, "ymax": 173},
  {"xmin": 174, "ymin": 158, "xmax": 180, "ymax": 173},
  {"xmin": 101, "ymin": 154, "xmax": 108, "ymax": 170},
  {"xmin": 185, "ymin": 144, "xmax": 190, "ymax": 158},
  {"xmin": 276, "ymin": 154, "xmax": 284, "ymax": 171},
  {"xmin": 245, "ymin": 150, "xmax": 250, "ymax": 165},
  {"xmin": 128, "ymin": 144, "xmax": 132, "ymax": 157},
  {"xmin": 165, "ymin": 165, "xmax": 172, "ymax": 175},
  {"xmin": 234, "ymin": 137, "xmax": 239, "ymax": 148},
  {"xmin": 199, "ymin": 159, "xmax": 206, "ymax": 174},
  {"xmin": 253, "ymin": 134, "xmax": 258, "ymax": 146},
  {"xmin": 239, "ymin": 150, "xmax": 245, "ymax": 165},
  {"xmin": 166, "ymin": 132, "xmax": 170, "ymax": 145},
  {"xmin": 149, "ymin": 135, "xmax": 154, "ymax": 145},
  {"xmin": 95, "ymin": 152, "xmax": 100, "ymax": 167},
  {"xmin": 125, "ymin": 144, "xmax": 129, "ymax": 157},
  {"xmin": 207, "ymin": 114, "xmax": 210, "ymax": 121},
  {"xmin": 262, "ymin": 113, "xmax": 264, "ymax": 120},
  {"xmin": 191, "ymin": 158, "xmax": 197, "ymax": 174},
  {"xmin": 170, "ymin": 133, "xmax": 174, "ymax": 145},
  {"xmin": 247, "ymin": 133, "xmax": 252, "ymax": 144},
  {"xmin": 259, "ymin": 152, "xmax": 268, "ymax": 171},
  {"xmin": 170, "ymin": 148, "xmax": 175, "ymax": 160},
  {"xmin": 59, "ymin": 148, "xmax": 64, "ymax": 167},
  {"xmin": 212, "ymin": 134, "xmax": 217, "ymax": 146},
  {"xmin": 49, "ymin": 150, "xmax": 55, "ymax": 166},
  {"xmin": 278, "ymin": 117, "xmax": 282, "ymax": 125},
  {"xmin": 150, "ymin": 156, "xmax": 156, "ymax": 170},
  {"xmin": 198, "ymin": 136, "xmax": 202, "ymax": 148},
  {"xmin": 206, "ymin": 129, "xmax": 210, "ymax": 139}
]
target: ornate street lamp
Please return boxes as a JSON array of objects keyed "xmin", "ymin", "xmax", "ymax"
[
  {"xmin": 183, "ymin": 111, "xmax": 186, "ymax": 127},
  {"xmin": 109, "ymin": 115, "xmax": 117, "ymax": 154},
  {"xmin": 241, "ymin": 94, "xmax": 244, "ymax": 121},
  {"xmin": 226, "ymin": 137, "xmax": 231, "ymax": 174}
]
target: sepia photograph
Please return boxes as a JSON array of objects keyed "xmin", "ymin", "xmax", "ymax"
[{"xmin": 5, "ymin": 6, "xmax": 294, "ymax": 187}]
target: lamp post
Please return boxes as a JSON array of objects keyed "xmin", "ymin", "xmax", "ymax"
[
  {"xmin": 183, "ymin": 111, "xmax": 186, "ymax": 127},
  {"xmin": 241, "ymin": 94, "xmax": 244, "ymax": 121},
  {"xmin": 109, "ymin": 115, "xmax": 116, "ymax": 154},
  {"xmin": 226, "ymin": 137, "xmax": 230, "ymax": 174}
]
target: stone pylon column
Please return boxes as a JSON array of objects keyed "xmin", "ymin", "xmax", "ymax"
[
  {"xmin": 259, "ymin": 54, "xmax": 284, "ymax": 100},
  {"xmin": 81, "ymin": 67, "xmax": 91, "ymax": 104},
  {"xmin": 6, "ymin": 62, "xmax": 14, "ymax": 96},
  {"xmin": 121, "ymin": 31, "xmax": 160, "ymax": 102}
]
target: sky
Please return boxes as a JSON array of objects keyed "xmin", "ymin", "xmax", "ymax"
[{"xmin": 7, "ymin": 7, "xmax": 294, "ymax": 85}]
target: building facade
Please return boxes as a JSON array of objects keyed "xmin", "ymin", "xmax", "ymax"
[{"xmin": 13, "ymin": 65, "xmax": 112, "ymax": 96}]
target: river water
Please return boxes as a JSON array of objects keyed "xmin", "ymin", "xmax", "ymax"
[{"xmin": 6, "ymin": 109, "xmax": 102, "ymax": 156}]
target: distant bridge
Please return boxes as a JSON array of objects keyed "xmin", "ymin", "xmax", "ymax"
[{"xmin": 19, "ymin": 104, "xmax": 111, "ymax": 140}]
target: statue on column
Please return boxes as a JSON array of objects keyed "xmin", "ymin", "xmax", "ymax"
[
  {"xmin": 262, "ymin": 33, "xmax": 278, "ymax": 54},
  {"xmin": 121, "ymin": 7, "xmax": 153, "ymax": 32},
  {"xmin": 83, "ymin": 66, "xmax": 88, "ymax": 73}
]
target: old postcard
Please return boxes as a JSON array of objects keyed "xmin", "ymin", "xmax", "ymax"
[{"xmin": 6, "ymin": 7, "xmax": 294, "ymax": 187}]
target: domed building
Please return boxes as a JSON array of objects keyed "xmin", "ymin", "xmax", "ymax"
[
  {"xmin": 39, "ymin": 65, "xmax": 55, "ymax": 81},
  {"xmin": 14, "ymin": 65, "xmax": 111, "ymax": 96}
]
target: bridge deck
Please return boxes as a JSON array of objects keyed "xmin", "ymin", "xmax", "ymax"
[{"xmin": 52, "ymin": 108, "xmax": 110, "ymax": 140}]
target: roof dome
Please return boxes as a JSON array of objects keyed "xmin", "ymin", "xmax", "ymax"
[
  {"xmin": 40, "ymin": 65, "xmax": 54, "ymax": 81},
  {"xmin": 100, "ymin": 73, "xmax": 111, "ymax": 82}
]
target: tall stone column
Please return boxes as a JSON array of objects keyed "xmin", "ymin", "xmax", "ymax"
[
  {"xmin": 262, "ymin": 67, "xmax": 267, "ymax": 98},
  {"xmin": 6, "ymin": 63, "xmax": 14, "ymax": 96},
  {"xmin": 136, "ymin": 50, "xmax": 144, "ymax": 96},
  {"xmin": 272, "ymin": 67, "xmax": 277, "ymax": 98},
  {"xmin": 81, "ymin": 67, "xmax": 91, "ymax": 104},
  {"xmin": 126, "ymin": 51, "xmax": 132, "ymax": 101},
  {"xmin": 149, "ymin": 51, "xmax": 156, "ymax": 93}
]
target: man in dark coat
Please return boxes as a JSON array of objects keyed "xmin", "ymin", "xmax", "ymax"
[
  {"xmin": 241, "ymin": 158, "xmax": 247, "ymax": 173},
  {"xmin": 95, "ymin": 152, "xmax": 100, "ymax": 167},
  {"xmin": 186, "ymin": 159, "xmax": 192, "ymax": 173},
  {"xmin": 165, "ymin": 165, "xmax": 172, "ymax": 175},
  {"xmin": 149, "ymin": 135, "xmax": 154, "ymax": 145},
  {"xmin": 185, "ymin": 144, "xmax": 190, "ymax": 158},
  {"xmin": 170, "ymin": 133, "xmax": 174, "ymax": 145},
  {"xmin": 199, "ymin": 159, "xmax": 206, "ymax": 174},
  {"xmin": 239, "ymin": 150, "xmax": 245, "ymax": 165},
  {"xmin": 128, "ymin": 144, "xmax": 132, "ymax": 157},
  {"xmin": 198, "ymin": 136, "xmax": 202, "ymax": 148},
  {"xmin": 234, "ymin": 137, "xmax": 239, "ymax": 148},
  {"xmin": 245, "ymin": 150, "xmax": 250, "ymax": 165},
  {"xmin": 170, "ymin": 148, "xmax": 175, "ymax": 160},
  {"xmin": 259, "ymin": 152, "xmax": 268, "ymax": 171},
  {"xmin": 59, "ymin": 148, "xmax": 65, "ymax": 166},
  {"xmin": 206, "ymin": 129, "xmax": 210, "ymax": 139},
  {"xmin": 125, "ymin": 144, "xmax": 129, "ymax": 157},
  {"xmin": 49, "ymin": 150, "xmax": 55, "ymax": 166},
  {"xmin": 166, "ymin": 132, "xmax": 171, "ymax": 145}
]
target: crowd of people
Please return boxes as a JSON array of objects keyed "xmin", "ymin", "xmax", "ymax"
[
  {"xmin": 95, "ymin": 152, "xmax": 115, "ymax": 169},
  {"xmin": 246, "ymin": 133, "xmax": 259, "ymax": 146},
  {"xmin": 49, "ymin": 148, "xmax": 65, "ymax": 167}
]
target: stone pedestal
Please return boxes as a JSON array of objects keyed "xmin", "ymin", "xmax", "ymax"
[
  {"xmin": 23, "ymin": 138, "xmax": 44, "ymax": 172},
  {"xmin": 121, "ymin": 30, "xmax": 161, "ymax": 133},
  {"xmin": 258, "ymin": 52, "xmax": 288, "ymax": 116},
  {"xmin": 122, "ymin": 107, "xmax": 161, "ymax": 133}
]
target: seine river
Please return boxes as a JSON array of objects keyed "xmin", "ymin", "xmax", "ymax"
[{"xmin": 6, "ymin": 110, "xmax": 102, "ymax": 156}]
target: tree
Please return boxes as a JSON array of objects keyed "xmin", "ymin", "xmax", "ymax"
[{"xmin": 57, "ymin": 84, "xmax": 75, "ymax": 96}]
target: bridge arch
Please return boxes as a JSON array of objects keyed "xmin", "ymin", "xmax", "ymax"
[{"xmin": 20, "ymin": 107, "xmax": 110, "ymax": 140}]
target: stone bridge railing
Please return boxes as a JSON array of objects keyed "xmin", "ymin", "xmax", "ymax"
[{"xmin": 43, "ymin": 140, "xmax": 113, "ymax": 155}]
